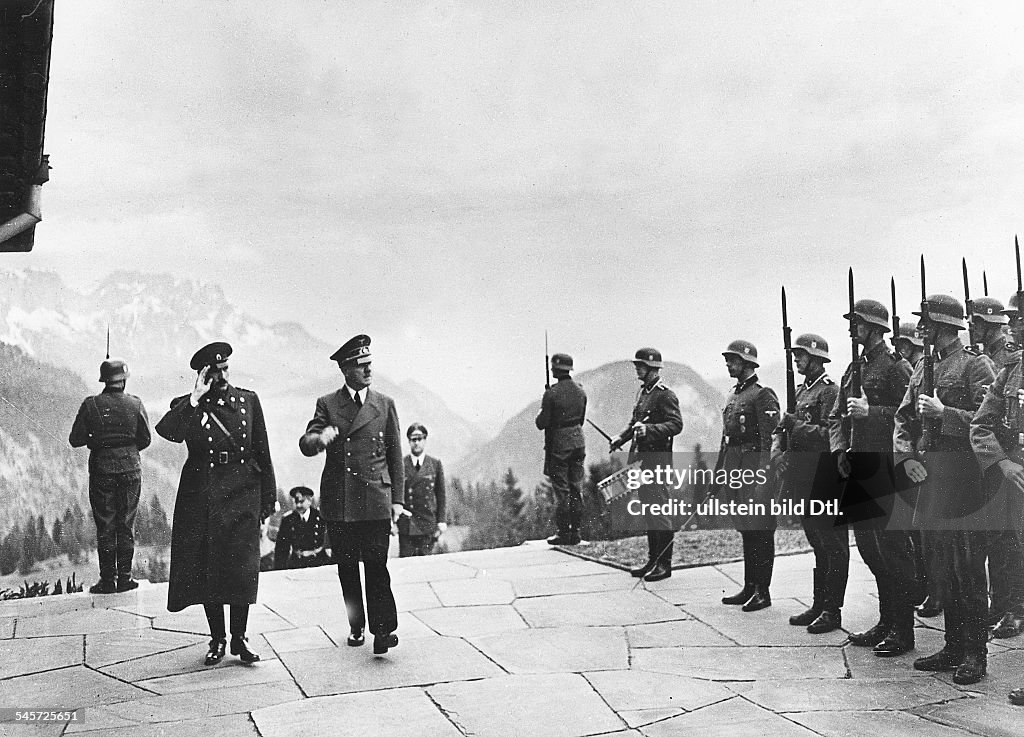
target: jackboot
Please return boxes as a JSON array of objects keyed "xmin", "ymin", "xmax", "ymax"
[
  {"xmin": 952, "ymin": 654, "xmax": 987, "ymax": 685},
  {"xmin": 790, "ymin": 568, "xmax": 823, "ymax": 626},
  {"xmin": 742, "ymin": 586, "xmax": 772, "ymax": 612},
  {"xmin": 806, "ymin": 609, "xmax": 841, "ymax": 634}
]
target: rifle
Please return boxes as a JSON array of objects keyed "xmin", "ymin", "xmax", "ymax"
[
  {"xmin": 983, "ymin": 270, "xmax": 989, "ymax": 297},
  {"xmin": 845, "ymin": 268, "xmax": 861, "ymax": 447},
  {"xmin": 920, "ymin": 255, "xmax": 936, "ymax": 451},
  {"xmin": 106, "ymin": 324, "xmax": 110, "ymax": 360},
  {"xmin": 777, "ymin": 286, "xmax": 795, "ymax": 451},
  {"xmin": 963, "ymin": 258, "xmax": 976, "ymax": 350},
  {"xmin": 544, "ymin": 330, "xmax": 551, "ymax": 391},
  {"xmin": 1017, "ymin": 236, "xmax": 1023, "ymax": 327},
  {"xmin": 890, "ymin": 277, "xmax": 899, "ymax": 349}
]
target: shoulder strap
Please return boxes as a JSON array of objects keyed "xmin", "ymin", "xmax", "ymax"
[{"xmin": 208, "ymin": 411, "xmax": 239, "ymax": 451}]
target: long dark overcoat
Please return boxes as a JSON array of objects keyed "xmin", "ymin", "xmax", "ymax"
[{"xmin": 156, "ymin": 384, "xmax": 276, "ymax": 612}]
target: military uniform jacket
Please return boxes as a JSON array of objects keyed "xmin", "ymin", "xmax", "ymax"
[
  {"xmin": 829, "ymin": 341, "xmax": 912, "ymax": 453},
  {"xmin": 299, "ymin": 387, "xmax": 404, "ymax": 522},
  {"xmin": 274, "ymin": 507, "xmax": 327, "ymax": 568},
  {"xmin": 771, "ymin": 371, "xmax": 839, "ymax": 504},
  {"xmin": 535, "ymin": 376, "xmax": 587, "ymax": 462},
  {"xmin": 401, "ymin": 454, "xmax": 446, "ymax": 536},
  {"xmin": 619, "ymin": 378, "xmax": 683, "ymax": 463},
  {"xmin": 984, "ymin": 336, "xmax": 1020, "ymax": 373},
  {"xmin": 156, "ymin": 384, "xmax": 277, "ymax": 612},
  {"xmin": 894, "ymin": 339, "xmax": 994, "ymax": 524},
  {"xmin": 69, "ymin": 388, "xmax": 151, "ymax": 475},
  {"xmin": 971, "ymin": 356, "xmax": 1024, "ymax": 477}
]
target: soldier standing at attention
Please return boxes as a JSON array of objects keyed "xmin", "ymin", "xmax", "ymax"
[
  {"xmin": 895, "ymin": 295, "xmax": 993, "ymax": 685},
  {"xmin": 971, "ymin": 294, "xmax": 1024, "ymax": 706},
  {"xmin": 399, "ymin": 423, "xmax": 447, "ymax": 557},
  {"xmin": 70, "ymin": 356, "xmax": 151, "ymax": 594},
  {"xmin": 536, "ymin": 353, "xmax": 587, "ymax": 546},
  {"xmin": 274, "ymin": 486, "xmax": 329, "ymax": 569},
  {"xmin": 895, "ymin": 321, "xmax": 943, "ymax": 618},
  {"xmin": 609, "ymin": 348, "xmax": 682, "ymax": 582},
  {"xmin": 157, "ymin": 342, "xmax": 277, "ymax": 666},
  {"xmin": 973, "ymin": 295, "xmax": 1024, "ymax": 639},
  {"xmin": 828, "ymin": 299, "xmax": 915, "ymax": 657},
  {"xmin": 774, "ymin": 334, "xmax": 846, "ymax": 633},
  {"xmin": 716, "ymin": 340, "xmax": 780, "ymax": 612},
  {"xmin": 299, "ymin": 334, "xmax": 405, "ymax": 655}
]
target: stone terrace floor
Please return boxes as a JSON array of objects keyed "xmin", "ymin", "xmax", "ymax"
[{"xmin": 1, "ymin": 542, "xmax": 1021, "ymax": 737}]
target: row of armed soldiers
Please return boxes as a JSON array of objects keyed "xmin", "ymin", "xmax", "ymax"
[{"xmin": 538, "ymin": 282, "xmax": 1024, "ymax": 707}]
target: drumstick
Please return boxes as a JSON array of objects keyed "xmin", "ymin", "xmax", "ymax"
[{"xmin": 586, "ymin": 418, "xmax": 613, "ymax": 443}]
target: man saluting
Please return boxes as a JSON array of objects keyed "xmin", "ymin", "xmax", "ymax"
[{"xmin": 300, "ymin": 335, "xmax": 405, "ymax": 655}]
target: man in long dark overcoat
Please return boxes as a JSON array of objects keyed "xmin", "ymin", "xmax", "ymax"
[
  {"xmin": 156, "ymin": 341, "xmax": 277, "ymax": 666},
  {"xmin": 299, "ymin": 334, "xmax": 405, "ymax": 655}
]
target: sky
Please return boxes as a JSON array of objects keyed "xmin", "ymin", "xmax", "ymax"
[{"xmin": 10, "ymin": 1, "xmax": 1024, "ymax": 428}]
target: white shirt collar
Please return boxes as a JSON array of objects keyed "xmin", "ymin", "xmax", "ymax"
[
  {"xmin": 298, "ymin": 509, "xmax": 310, "ymax": 522},
  {"xmin": 344, "ymin": 384, "xmax": 368, "ymax": 405}
]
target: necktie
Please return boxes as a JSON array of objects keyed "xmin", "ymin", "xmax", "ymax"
[
  {"xmin": 354, "ymin": 391, "xmax": 362, "ymax": 408},
  {"xmin": 414, "ymin": 460, "xmax": 420, "ymax": 471}
]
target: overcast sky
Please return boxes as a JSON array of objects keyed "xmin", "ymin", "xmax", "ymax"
[{"xmin": 11, "ymin": 1, "xmax": 1024, "ymax": 426}]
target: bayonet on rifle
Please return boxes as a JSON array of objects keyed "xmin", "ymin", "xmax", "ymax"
[
  {"xmin": 777, "ymin": 286, "xmax": 796, "ymax": 451},
  {"xmin": 963, "ymin": 258, "xmax": 976, "ymax": 350},
  {"xmin": 920, "ymin": 255, "xmax": 936, "ymax": 451}
]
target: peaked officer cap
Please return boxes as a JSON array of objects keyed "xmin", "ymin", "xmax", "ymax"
[
  {"xmin": 99, "ymin": 358, "xmax": 129, "ymax": 383},
  {"xmin": 331, "ymin": 334, "xmax": 372, "ymax": 366},
  {"xmin": 912, "ymin": 294, "xmax": 967, "ymax": 329},
  {"xmin": 896, "ymin": 320, "xmax": 924, "ymax": 347},
  {"xmin": 972, "ymin": 296, "xmax": 1009, "ymax": 325},
  {"xmin": 843, "ymin": 299, "xmax": 891, "ymax": 331},
  {"xmin": 633, "ymin": 347, "xmax": 663, "ymax": 368},
  {"xmin": 792, "ymin": 333, "xmax": 830, "ymax": 362},
  {"xmin": 289, "ymin": 485, "xmax": 315, "ymax": 499},
  {"xmin": 722, "ymin": 339, "xmax": 759, "ymax": 367},
  {"xmin": 190, "ymin": 341, "xmax": 232, "ymax": 371}
]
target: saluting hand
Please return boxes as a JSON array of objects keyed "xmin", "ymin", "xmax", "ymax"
[
  {"xmin": 847, "ymin": 393, "xmax": 869, "ymax": 419},
  {"xmin": 190, "ymin": 366, "xmax": 212, "ymax": 406},
  {"xmin": 916, "ymin": 394, "xmax": 944, "ymax": 419},
  {"xmin": 320, "ymin": 425, "xmax": 339, "ymax": 447}
]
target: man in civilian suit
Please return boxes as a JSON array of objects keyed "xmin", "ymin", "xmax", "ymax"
[{"xmin": 299, "ymin": 334, "xmax": 405, "ymax": 655}]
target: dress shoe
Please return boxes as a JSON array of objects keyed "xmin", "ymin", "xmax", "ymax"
[
  {"xmin": 115, "ymin": 578, "xmax": 139, "ymax": 593},
  {"xmin": 807, "ymin": 609, "xmax": 842, "ymax": 634},
  {"xmin": 789, "ymin": 605, "xmax": 821, "ymax": 627},
  {"xmin": 848, "ymin": 622, "xmax": 888, "ymax": 647},
  {"xmin": 916, "ymin": 597, "xmax": 943, "ymax": 618},
  {"xmin": 643, "ymin": 561, "xmax": 672, "ymax": 582},
  {"xmin": 913, "ymin": 648, "xmax": 963, "ymax": 672},
  {"xmin": 204, "ymin": 639, "xmax": 226, "ymax": 666},
  {"xmin": 952, "ymin": 654, "xmax": 986, "ymax": 685},
  {"xmin": 742, "ymin": 590, "xmax": 772, "ymax": 612},
  {"xmin": 230, "ymin": 636, "xmax": 261, "ymax": 664},
  {"xmin": 373, "ymin": 632, "xmax": 399, "ymax": 654},
  {"xmin": 347, "ymin": 628, "xmax": 365, "ymax": 647},
  {"xmin": 1009, "ymin": 687, "xmax": 1024, "ymax": 706},
  {"xmin": 547, "ymin": 532, "xmax": 577, "ymax": 546},
  {"xmin": 873, "ymin": 631, "xmax": 914, "ymax": 657},
  {"xmin": 722, "ymin": 585, "xmax": 755, "ymax": 605},
  {"xmin": 630, "ymin": 560, "xmax": 656, "ymax": 578},
  {"xmin": 89, "ymin": 579, "xmax": 116, "ymax": 595},
  {"xmin": 992, "ymin": 612, "xmax": 1022, "ymax": 639}
]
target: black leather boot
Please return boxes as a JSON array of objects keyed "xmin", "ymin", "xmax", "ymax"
[
  {"xmin": 913, "ymin": 648, "xmax": 963, "ymax": 672},
  {"xmin": 873, "ymin": 629, "xmax": 914, "ymax": 657},
  {"xmin": 806, "ymin": 609, "xmax": 841, "ymax": 634},
  {"xmin": 230, "ymin": 636, "xmax": 261, "ymax": 664},
  {"xmin": 742, "ymin": 586, "xmax": 772, "ymax": 612},
  {"xmin": 631, "ymin": 559, "xmax": 656, "ymax": 578},
  {"xmin": 849, "ymin": 622, "xmax": 889, "ymax": 647},
  {"xmin": 644, "ymin": 560, "xmax": 672, "ymax": 582},
  {"xmin": 790, "ymin": 569, "xmax": 823, "ymax": 626},
  {"xmin": 952, "ymin": 654, "xmax": 986, "ymax": 685},
  {"xmin": 722, "ymin": 584, "xmax": 754, "ymax": 605}
]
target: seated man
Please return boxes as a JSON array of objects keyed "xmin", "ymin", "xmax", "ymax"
[{"xmin": 274, "ymin": 486, "xmax": 329, "ymax": 569}]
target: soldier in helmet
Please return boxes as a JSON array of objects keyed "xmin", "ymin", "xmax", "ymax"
[
  {"xmin": 69, "ymin": 356, "xmax": 152, "ymax": 594},
  {"xmin": 974, "ymin": 295, "xmax": 1024, "ymax": 639},
  {"xmin": 715, "ymin": 340, "xmax": 780, "ymax": 611},
  {"xmin": 895, "ymin": 295, "xmax": 993, "ymax": 684},
  {"xmin": 972, "ymin": 292, "xmax": 1024, "ymax": 705},
  {"xmin": 536, "ymin": 353, "xmax": 587, "ymax": 545},
  {"xmin": 773, "ymin": 334, "xmax": 846, "ymax": 633},
  {"xmin": 609, "ymin": 347, "xmax": 683, "ymax": 582},
  {"xmin": 828, "ymin": 299, "xmax": 915, "ymax": 656},
  {"xmin": 894, "ymin": 322, "xmax": 925, "ymax": 367}
]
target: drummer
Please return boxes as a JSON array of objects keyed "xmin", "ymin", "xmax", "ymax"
[{"xmin": 609, "ymin": 348, "xmax": 683, "ymax": 582}]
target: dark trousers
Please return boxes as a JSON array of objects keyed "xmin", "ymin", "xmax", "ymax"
[
  {"xmin": 938, "ymin": 530, "xmax": 989, "ymax": 656},
  {"xmin": 988, "ymin": 530, "xmax": 1024, "ymax": 616},
  {"xmin": 803, "ymin": 523, "xmax": 850, "ymax": 611},
  {"xmin": 854, "ymin": 528, "xmax": 916, "ymax": 634},
  {"xmin": 645, "ymin": 529, "xmax": 674, "ymax": 565},
  {"xmin": 549, "ymin": 448, "xmax": 585, "ymax": 535},
  {"xmin": 740, "ymin": 530, "xmax": 775, "ymax": 588},
  {"xmin": 399, "ymin": 534, "xmax": 434, "ymax": 557},
  {"xmin": 204, "ymin": 603, "xmax": 249, "ymax": 640},
  {"xmin": 89, "ymin": 471, "xmax": 141, "ymax": 582},
  {"xmin": 328, "ymin": 520, "xmax": 398, "ymax": 636},
  {"xmin": 916, "ymin": 529, "xmax": 950, "ymax": 605}
]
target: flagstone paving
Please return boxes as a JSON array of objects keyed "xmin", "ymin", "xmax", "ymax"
[{"xmin": 0, "ymin": 541, "xmax": 1019, "ymax": 736}]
